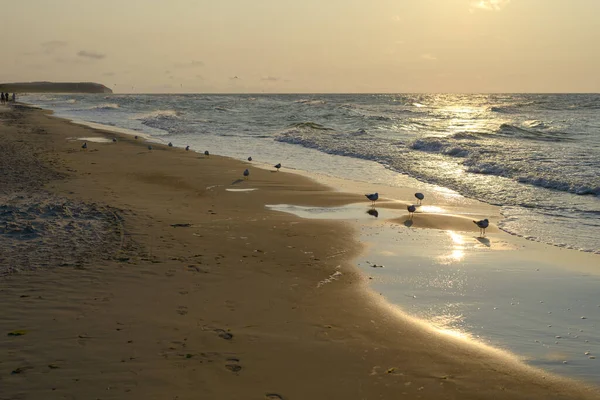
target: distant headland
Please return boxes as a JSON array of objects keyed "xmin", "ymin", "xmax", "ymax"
[{"xmin": 0, "ymin": 82, "xmax": 112, "ymax": 94}]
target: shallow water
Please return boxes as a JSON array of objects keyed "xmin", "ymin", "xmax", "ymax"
[{"xmin": 269, "ymin": 203, "xmax": 600, "ymax": 383}]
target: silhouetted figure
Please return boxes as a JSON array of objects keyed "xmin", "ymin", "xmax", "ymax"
[
  {"xmin": 1, "ymin": 93, "xmax": 5, "ymax": 104},
  {"xmin": 12, "ymin": 93, "xmax": 16, "ymax": 102}
]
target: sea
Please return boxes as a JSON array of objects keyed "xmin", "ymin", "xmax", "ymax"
[
  {"xmin": 20, "ymin": 93, "xmax": 600, "ymax": 382},
  {"xmin": 21, "ymin": 93, "xmax": 600, "ymax": 255}
]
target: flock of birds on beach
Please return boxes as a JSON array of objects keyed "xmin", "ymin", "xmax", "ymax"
[
  {"xmin": 366, "ymin": 191, "xmax": 490, "ymax": 236},
  {"xmin": 80, "ymin": 137, "xmax": 489, "ymax": 236}
]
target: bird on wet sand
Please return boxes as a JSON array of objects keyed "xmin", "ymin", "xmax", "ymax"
[
  {"xmin": 415, "ymin": 192, "xmax": 424, "ymax": 205},
  {"xmin": 248, "ymin": 156, "xmax": 252, "ymax": 162},
  {"xmin": 112, "ymin": 138, "xmax": 117, "ymax": 143},
  {"xmin": 148, "ymin": 145, "xmax": 153, "ymax": 151},
  {"xmin": 365, "ymin": 192, "xmax": 378, "ymax": 206},
  {"xmin": 205, "ymin": 150, "xmax": 210, "ymax": 157},
  {"xmin": 243, "ymin": 169, "xmax": 250, "ymax": 180},
  {"xmin": 81, "ymin": 142, "xmax": 87, "ymax": 150},
  {"xmin": 407, "ymin": 204, "xmax": 416, "ymax": 218},
  {"xmin": 185, "ymin": 145, "xmax": 190, "ymax": 151},
  {"xmin": 473, "ymin": 219, "xmax": 489, "ymax": 237},
  {"xmin": 168, "ymin": 142, "xmax": 173, "ymax": 147},
  {"xmin": 274, "ymin": 163, "xmax": 281, "ymax": 171}
]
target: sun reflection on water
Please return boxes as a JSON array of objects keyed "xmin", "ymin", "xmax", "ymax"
[
  {"xmin": 438, "ymin": 230, "xmax": 466, "ymax": 264},
  {"xmin": 418, "ymin": 205, "xmax": 445, "ymax": 213}
]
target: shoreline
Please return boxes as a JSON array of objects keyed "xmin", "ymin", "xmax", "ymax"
[{"xmin": 1, "ymin": 104, "xmax": 599, "ymax": 399}]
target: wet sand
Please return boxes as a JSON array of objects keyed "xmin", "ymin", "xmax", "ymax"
[{"xmin": 1, "ymin": 104, "xmax": 599, "ymax": 399}]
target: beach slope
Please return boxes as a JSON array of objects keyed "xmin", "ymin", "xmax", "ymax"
[{"xmin": 0, "ymin": 105, "xmax": 598, "ymax": 399}]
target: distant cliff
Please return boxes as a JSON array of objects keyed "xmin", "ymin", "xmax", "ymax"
[{"xmin": 0, "ymin": 82, "xmax": 112, "ymax": 94}]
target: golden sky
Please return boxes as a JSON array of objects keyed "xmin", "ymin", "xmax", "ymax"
[{"xmin": 2, "ymin": 0, "xmax": 599, "ymax": 93}]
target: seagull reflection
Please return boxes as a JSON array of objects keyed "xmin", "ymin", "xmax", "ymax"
[{"xmin": 367, "ymin": 209, "xmax": 379, "ymax": 218}]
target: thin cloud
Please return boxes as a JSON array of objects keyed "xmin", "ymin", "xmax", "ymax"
[
  {"xmin": 421, "ymin": 53, "xmax": 437, "ymax": 61},
  {"xmin": 471, "ymin": 0, "xmax": 511, "ymax": 11},
  {"xmin": 77, "ymin": 50, "xmax": 106, "ymax": 60},
  {"xmin": 41, "ymin": 41, "xmax": 68, "ymax": 54},
  {"xmin": 174, "ymin": 60, "xmax": 204, "ymax": 68}
]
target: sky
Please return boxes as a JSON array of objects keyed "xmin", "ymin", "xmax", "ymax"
[{"xmin": 1, "ymin": 0, "xmax": 599, "ymax": 93}]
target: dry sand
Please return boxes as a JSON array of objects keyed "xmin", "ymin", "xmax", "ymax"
[{"xmin": 1, "ymin": 104, "xmax": 599, "ymax": 399}]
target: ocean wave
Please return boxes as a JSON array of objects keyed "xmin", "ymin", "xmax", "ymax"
[
  {"xmin": 66, "ymin": 99, "xmax": 77, "ymax": 104},
  {"xmin": 134, "ymin": 110, "xmax": 182, "ymax": 121},
  {"xmin": 295, "ymin": 99, "xmax": 327, "ymax": 105},
  {"xmin": 450, "ymin": 131, "xmax": 490, "ymax": 140},
  {"xmin": 88, "ymin": 103, "xmax": 120, "ymax": 110},
  {"xmin": 523, "ymin": 120, "xmax": 548, "ymax": 129},
  {"xmin": 287, "ymin": 122, "xmax": 333, "ymax": 131},
  {"xmin": 411, "ymin": 138, "xmax": 475, "ymax": 158},
  {"xmin": 496, "ymin": 123, "xmax": 572, "ymax": 142},
  {"xmin": 516, "ymin": 176, "xmax": 600, "ymax": 196}
]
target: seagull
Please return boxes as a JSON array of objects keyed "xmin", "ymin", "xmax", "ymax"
[
  {"xmin": 248, "ymin": 156, "xmax": 252, "ymax": 162},
  {"xmin": 205, "ymin": 150, "xmax": 210, "ymax": 157},
  {"xmin": 148, "ymin": 145, "xmax": 153, "ymax": 151},
  {"xmin": 81, "ymin": 142, "xmax": 87, "ymax": 150},
  {"xmin": 243, "ymin": 169, "xmax": 250, "ymax": 180},
  {"xmin": 168, "ymin": 142, "xmax": 173, "ymax": 147},
  {"xmin": 365, "ymin": 192, "xmax": 378, "ymax": 206},
  {"xmin": 473, "ymin": 219, "xmax": 489, "ymax": 237},
  {"xmin": 274, "ymin": 163, "xmax": 281, "ymax": 171},
  {"xmin": 407, "ymin": 204, "xmax": 416, "ymax": 218},
  {"xmin": 112, "ymin": 138, "xmax": 117, "ymax": 143},
  {"xmin": 185, "ymin": 145, "xmax": 190, "ymax": 151},
  {"xmin": 134, "ymin": 135, "xmax": 139, "ymax": 139},
  {"xmin": 415, "ymin": 192, "xmax": 424, "ymax": 205}
]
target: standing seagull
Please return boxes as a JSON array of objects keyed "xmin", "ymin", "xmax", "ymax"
[
  {"xmin": 248, "ymin": 156, "xmax": 252, "ymax": 162},
  {"xmin": 473, "ymin": 219, "xmax": 489, "ymax": 237},
  {"xmin": 415, "ymin": 192, "xmax": 424, "ymax": 205},
  {"xmin": 365, "ymin": 192, "xmax": 379, "ymax": 206},
  {"xmin": 148, "ymin": 145, "xmax": 153, "ymax": 151},
  {"xmin": 205, "ymin": 150, "xmax": 210, "ymax": 157},
  {"xmin": 112, "ymin": 138, "xmax": 117, "ymax": 143},
  {"xmin": 185, "ymin": 145, "xmax": 190, "ymax": 151},
  {"xmin": 407, "ymin": 204, "xmax": 416, "ymax": 219},
  {"xmin": 274, "ymin": 163, "xmax": 281, "ymax": 172},
  {"xmin": 168, "ymin": 142, "xmax": 173, "ymax": 147},
  {"xmin": 81, "ymin": 142, "xmax": 87, "ymax": 150},
  {"xmin": 243, "ymin": 169, "xmax": 250, "ymax": 180}
]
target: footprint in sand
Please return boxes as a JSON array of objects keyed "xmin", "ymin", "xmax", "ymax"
[
  {"xmin": 176, "ymin": 306, "xmax": 188, "ymax": 316},
  {"xmin": 225, "ymin": 358, "xmax": 242, "ymax": 373},
  {"xmin": 214, "ymin": 329, "xmax": 233, "ymax": 340}
]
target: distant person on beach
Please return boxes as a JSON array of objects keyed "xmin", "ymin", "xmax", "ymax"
[
  {"xmin": 1, "ymin": 93, "xmax": 4, "ymax": 104},
  {"xmin": 12, "ymin": 93, "xmax": 16, "ymax": 102}
]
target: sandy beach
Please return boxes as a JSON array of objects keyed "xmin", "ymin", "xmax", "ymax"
[{"xmin": 1, "ymin": 104, "xmax": 599, "ymax": 400}]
